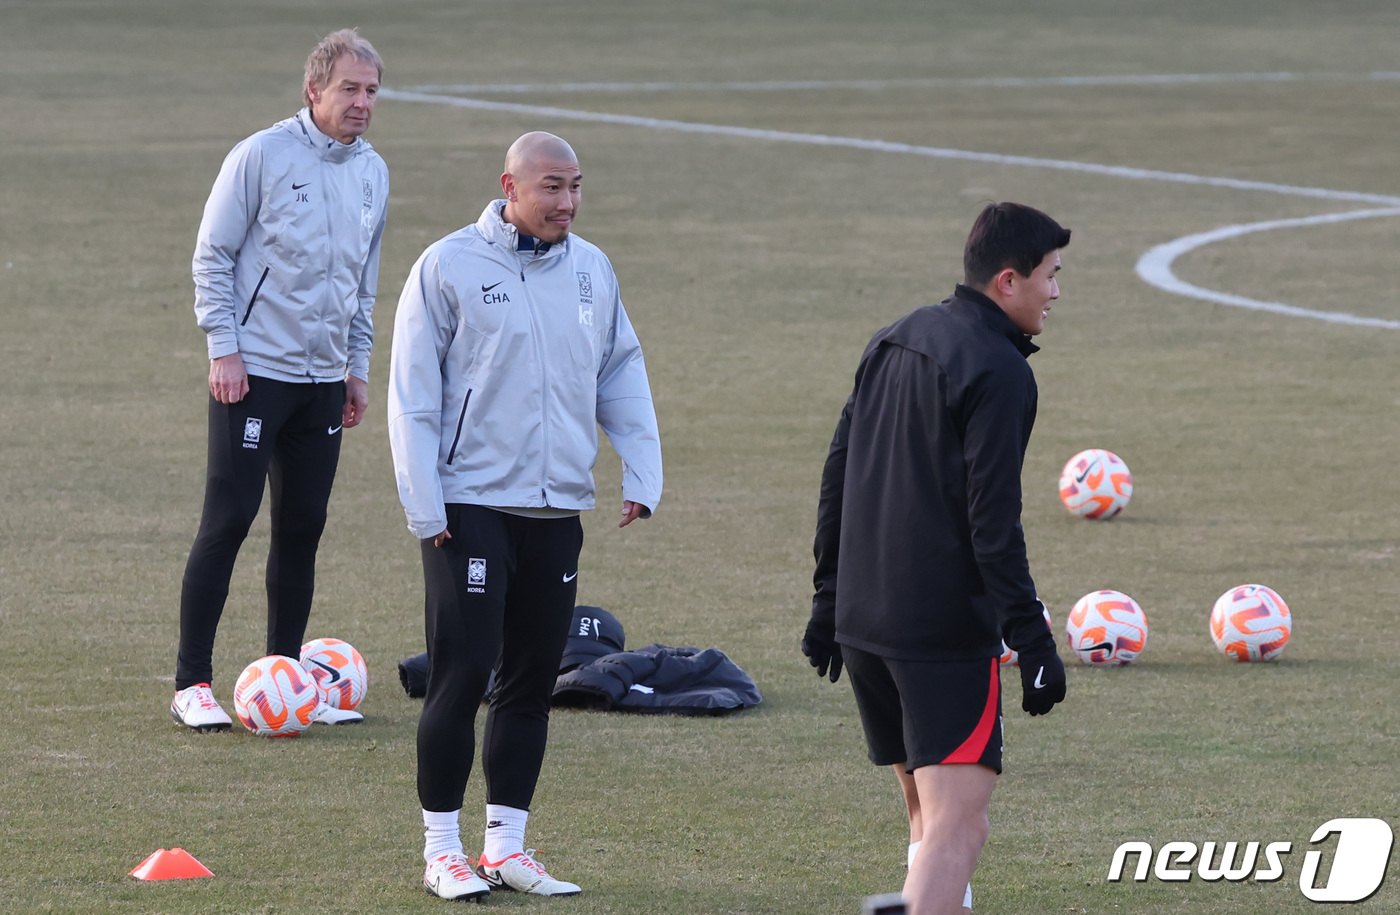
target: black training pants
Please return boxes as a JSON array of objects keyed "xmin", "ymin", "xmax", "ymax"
[
  {"xmin": 417, "ymin": 503, "xmax": 583, "ymax": 813},
  {"xmin": 176, "ymin": 375, "xmax": 345, "ymax": 690}
]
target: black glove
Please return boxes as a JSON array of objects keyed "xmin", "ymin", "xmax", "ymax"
[
  {"xmin": 801, "ymin": 620, "xmax": 843, "ymax": 683},
  {"xmin": 1017, "ymin": 642, "xmax": 1066, "ymax": 716}
]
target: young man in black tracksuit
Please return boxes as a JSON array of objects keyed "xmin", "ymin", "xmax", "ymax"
[{"xmin": 804, "ymin": 202, "xmax": 1070, "ymax": 914}]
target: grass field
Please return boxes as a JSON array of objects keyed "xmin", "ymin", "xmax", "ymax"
[{"xmin": 3, "ymin": 1, "xmax": 1400, "ymax": 912}]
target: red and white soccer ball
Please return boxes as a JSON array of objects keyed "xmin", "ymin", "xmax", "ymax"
[
  {"xmin": 1059, "ymin": 449, "xmax": 1133, "ymax": 519},
  {"xmin": 233, "ymin": 655, "xmax": 321, "ymax": 738},
  {"xmin": 1065, "ymin": 590, "xmax": 1149, "ymax": 666},
  {"xmin": 1210, "ymin": 584, "xmax": 1291, "ymax": 662},
  {"xmin": 999, "ymin": 603, "xmax": 1055, "ymax": 666},
  {"xmin": 299, "ymin": 637, "xmax": 369, "ymax": 711}
]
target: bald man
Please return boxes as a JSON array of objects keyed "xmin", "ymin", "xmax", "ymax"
[{"xmin": 389, "ymin": 132, "xmax": 663, "ymax": 902}]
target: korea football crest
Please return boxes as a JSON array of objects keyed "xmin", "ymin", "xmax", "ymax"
[
  {"xmin": 242, "ymin": 417, "xmax": 263, "ymax": 450},
  {"xmin": 577, "ymin": 272, "xmax": 593, "ymax": 327}
]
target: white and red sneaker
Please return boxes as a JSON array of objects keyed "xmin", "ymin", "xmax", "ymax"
[
  {"xmin": 476, "ymin": 849, "xmax": 580, "ymax": 896},
  {"xmin": 423, "ymin": 852, "xmax": 490, "ymax": 902},
  {"xmin": 312, "ymin": 702, "xmax": 364, "ymax": 725},
  {"xmin": 170, "ymin": 683, "xmax": 232, "ymax": 732}
]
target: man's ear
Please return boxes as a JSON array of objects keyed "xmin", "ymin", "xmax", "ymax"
[
  {"xmin": 306, "ymin": 81, "xmax": 320, "ymax": 105},
  {"xmin": 992, "ymin": 267, "xmax": 1019, "ymax": 298}
]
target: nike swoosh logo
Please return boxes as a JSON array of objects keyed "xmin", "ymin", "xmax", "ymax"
[
  {"xmin": 1033, "ymin": 666, "xmax": 1046, "ymax": 689},
  {"xmin": 309, "ymin": 658, "xmax": 342, "ymax": 683},
  {"xmin": 292, "ymin": 182, "xmax": 310, "ymax": 190},
  {"xmin": 481, "ymin": 281, "xmax": 504, "ymax": 292},
  {"xmin": 1075, "ymin": 460, "xmax": 1099, "ymax": 483},
  {"xmin": 328, "ymin": 424, "xmax": 343, "ymax": 435},
  {"xmin": 562, "ymin": 571, "xmax": 578, "ymax": 582},
  {"xmin": 1078, "ymin": 641, "xmax": 1114, "ymax": 654}
]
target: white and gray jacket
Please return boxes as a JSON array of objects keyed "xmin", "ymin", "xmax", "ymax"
[
  {"xmin": 387, "ymin": 202, "xmax": 663, "ymax": 539},
  {"xmin": 192, "ymin": 109, "xmax": 388, "ymax": 382}
]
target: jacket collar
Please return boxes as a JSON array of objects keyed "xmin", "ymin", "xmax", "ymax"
[
  {"xmin": 294, "ymin": 108, "xmax": 362, "ymax": 164},
  {"xmin": 476, "ymin": 200, "xmax": 568, "ymax": 259},
  {"xmin": 952, "ymin": 284, "xmax": 1040, "ymax": 357}
]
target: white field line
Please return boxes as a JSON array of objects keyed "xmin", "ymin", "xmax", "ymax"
[
  {"xmin": 404, "ymin": 72, "xmax": 1400, "ymax": 94},
  {"xmin": 1135, "ymin": 209, "xmax": 1400, "ymax": 329},
  {"xmin": 382, "ymin": 87, "xmax": 1400, "ymax": 328}
]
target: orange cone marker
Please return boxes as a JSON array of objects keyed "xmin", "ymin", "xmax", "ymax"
[{"xmin": 130, "ymin": 847, "xmax": 215, "ymax": 880}]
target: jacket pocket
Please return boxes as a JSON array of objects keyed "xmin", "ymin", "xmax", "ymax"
[
  {"xmin": 240, "ymin": 266, "xmax": 271, "ymax": 327},
  {"xmin": 445, "ymin": 389, "xmax": 472, "ymax": 465}
]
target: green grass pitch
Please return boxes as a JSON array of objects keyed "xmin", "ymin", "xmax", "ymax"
[{"xmin": 3, "ymin": 1, "xmax": 1400, "ymax": 912}]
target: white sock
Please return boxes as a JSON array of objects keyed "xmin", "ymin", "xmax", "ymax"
[
  {"xmin": 907, "ymin": 840, "xmax": 972, "ymax": 909},
  {"xmin": 422, "ymin": 808, "xmax": 462, "ymax": 864},
  {"xmin": 482, "ymin": 804, "xmax": 528, "ymax": 862}
]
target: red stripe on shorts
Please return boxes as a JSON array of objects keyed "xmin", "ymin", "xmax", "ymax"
[{"xmin": 941, "ymin": 658, "xmax": 1000, "ymax": 765}]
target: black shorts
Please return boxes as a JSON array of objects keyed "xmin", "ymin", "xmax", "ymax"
[{"xmin": 843, "ymin": 648, "xmax": 1003, "ymax": 774}]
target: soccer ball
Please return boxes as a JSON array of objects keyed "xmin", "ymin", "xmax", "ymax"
[
  {"xmin": 1210, "ymin": 585, "xmax": 1291, "ymax": 662},
  {"xmin": 299, "ymin": 637, "xmax": 368, "ymax": 710},
  {"xmin": 999, "ymin": 603, "xmax": 1055, "ymax": 666},
  {"xmin": 1065, "ymin": 590, "xmax": 1148, "ymax": 666},
  {"xmin": 233, "ymin": 655, "xmax": 320, "ymax": 737},
  {"xmin": 1059, "ymin": 449, "xmax": 1133, "ymax": 519}
]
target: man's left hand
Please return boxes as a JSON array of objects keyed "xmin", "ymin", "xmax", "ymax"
[
  {"xmin": 619, "ymin": 500, "xmax": 645, "ymax": 527},
  {"xmin": 801, "ymin": 620, "xmax": 843, "ymax": 683},
  {"xmin": 343, "ymin": 375, "xmax": 369, "ymax": 428}
]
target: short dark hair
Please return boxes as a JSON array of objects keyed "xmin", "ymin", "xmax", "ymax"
[{"xmin": 963, "ymin": 202, "xmax": 1071, "ymax": 288}]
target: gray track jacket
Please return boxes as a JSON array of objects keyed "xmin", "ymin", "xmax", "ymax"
[
  {"xmin": 387, "ymin": 201, "xmax": 663, "ymax": 539},
  {"xmin": 192, "ymin": 109, "xmax": 388, "ymax": 382}
]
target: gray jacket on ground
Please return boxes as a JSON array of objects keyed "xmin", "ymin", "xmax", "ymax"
[
  {"xmin": 192, "ymin": 108, "xmax": 388, "ymax": 382},
  {"xmin": 387, "ymin": 201, "xmax": 663, "ymax": 539}
]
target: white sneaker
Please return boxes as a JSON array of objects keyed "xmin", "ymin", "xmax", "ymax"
[
  {"xmin": 476, "ymin": 849, "xmax": 581, "ymax": 896},
  {"xmin": 424, "ymin": 852, "xmax": 490, "ymax": 902},
  {"xmin": 312, "ymin": 702, "xmax": 364, "ymax": 725},
  {"xmin": 171, "ymin": 683, "xmax": 232, "ymax": 732}
]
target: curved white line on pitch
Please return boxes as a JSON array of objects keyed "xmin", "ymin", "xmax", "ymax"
[
  {"xmin": 1135, "ymin": 209, "xmax": 1400, "ymax": 328},
  {"xmin": 382, "ymin": 88, "xmax": 1400, "ymax": 327}
]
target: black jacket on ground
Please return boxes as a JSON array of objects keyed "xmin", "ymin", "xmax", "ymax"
[
  {"xmin": 812, "ymin": 285, "xmax": 1055, "ymax": 662},
  {"xmin": 552, "ymin": 644, "xmax": 761, "ymax": 715}
]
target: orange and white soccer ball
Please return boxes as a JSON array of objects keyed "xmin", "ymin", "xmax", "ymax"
[
  {"xmin": 1059, "ymin": 449, "xmax": 1133, "ymax": 519},
  {"xmin": 1210, "ymin": 584, "xmax": 1291, "ymax": 662},
  {"xmin": 299, "ymin": 637, "xmax": 368, "ymax": 711},
  {"xmin": 999, "ymin": 603, "xmax": 1055, "ymax": 666},
  {"xmin": 233, "ymin": 655, "xmax": 320, "ymax": 737},
  {"xmin": 1065, "ymin": 590, "xmax": 1148, "ymax": 666}
]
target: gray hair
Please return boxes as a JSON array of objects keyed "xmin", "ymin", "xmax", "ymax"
[{"xmin": 303, "ymin": 28, "xmax": 383, "ymax": 107}]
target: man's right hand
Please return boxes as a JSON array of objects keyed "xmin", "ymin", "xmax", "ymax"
[
  {"xmin": 1017, "ymin": 642, "xmax": 1066, "ymax": 716},
  {"xmin": 209, "ymin": 353, "xmax": 250, "ymax": 404},
  {"xmin": 433, "ymin": 528, "xmax": 452, "ymax": 548},
  {"xmin": 801, "ymin": 620, "xmax": 843, "ymax": 683}
]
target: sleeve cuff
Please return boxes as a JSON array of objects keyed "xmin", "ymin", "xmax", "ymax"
[{"xmin": 206, "ymin": 333, "xmax": 239, "ymax": 360}]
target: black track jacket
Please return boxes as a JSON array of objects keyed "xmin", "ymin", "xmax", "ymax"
[{"xmin": 811, "ymin": 285, "xmax": 1055, "ymax": 662}]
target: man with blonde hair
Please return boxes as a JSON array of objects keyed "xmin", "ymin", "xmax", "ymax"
[
  {"xmin": 171, "ymin": 28, "xmax": 388, "ymax": 731},
  {"xmin": 390, "ymin": 131, "xmax": 662, "ymax": 901}
]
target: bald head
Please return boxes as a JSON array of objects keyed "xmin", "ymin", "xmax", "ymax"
[
  {"xmin": 504, "ymin": 131, "xmax": 578, "ymax": 175},
  {"xmin": 501, "ymin": 132, "xmax": 583, "ymax": 244}
]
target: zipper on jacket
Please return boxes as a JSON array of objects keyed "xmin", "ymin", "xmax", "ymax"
[
  {"xmin": 519, "ymin": 264, "xmax": 552, "ymax": 505},
  {"xmin": 240, "ymin": 266, "xmax": 271, "ymax": 326},
  {"xmin": 445, "ymin": 389, "xmax": 472, "ymax": 465}
]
